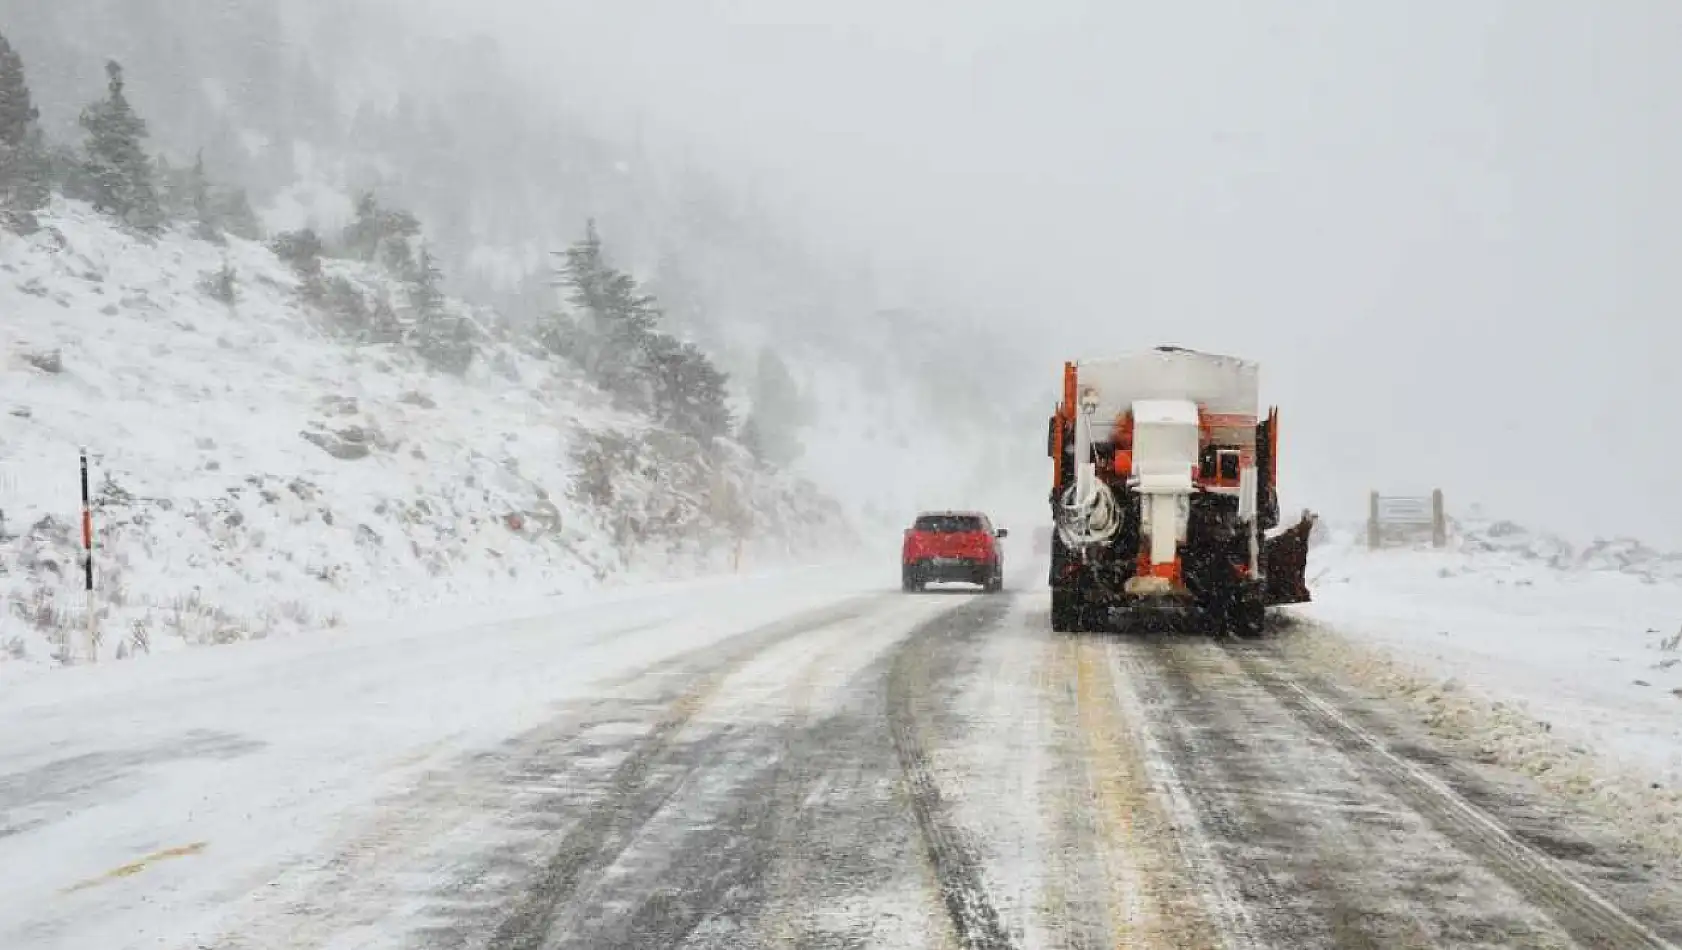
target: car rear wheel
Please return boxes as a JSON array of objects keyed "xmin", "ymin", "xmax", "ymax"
[{"xmin": 901, "ymin": 567, "xmax": 923, "ymax": 593}]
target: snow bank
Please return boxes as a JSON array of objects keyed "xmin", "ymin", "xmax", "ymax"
[
  {"xmin": 1318, "ymin": 506, "xmax": 1682, "ymax": 583},
  {"xmin": 0, "ymin": 564, "xmax": 886, "ymax": 950},
  {"xmin": 0, "ymin": 200, "xmax": 855, "ymax": 671},
  {"xmin": 1290, "ymin": 518, "xmax": 1682, "ymax": 861}
]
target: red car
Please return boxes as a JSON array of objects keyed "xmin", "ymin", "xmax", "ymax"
[{"xmin": 901, "ymin": 510, "xmax": 1008, "ymax": 593}]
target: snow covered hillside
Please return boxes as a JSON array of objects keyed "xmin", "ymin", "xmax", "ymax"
[
  {"xmin": 0, "ymin": 200, "xmax": 854, "ymax": 670},
  {"xmin": 1289, "ymin": 515, "xmax": 1682, "ymax": 857}
]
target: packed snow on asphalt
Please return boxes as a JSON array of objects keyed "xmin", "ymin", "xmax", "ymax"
[{"xmin": 4, "ymin": 544, "xmax": 1682, "ymax": 950}]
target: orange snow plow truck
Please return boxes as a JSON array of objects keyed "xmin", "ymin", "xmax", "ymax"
[{"xmin": 1046, "ymin": 346, "xmax": 1315, "ymax": 636}]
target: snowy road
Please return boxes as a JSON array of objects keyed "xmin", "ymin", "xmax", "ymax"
[{"xmin": 3, "ymin": 567, "xmax": 1680, "ymax": 949}]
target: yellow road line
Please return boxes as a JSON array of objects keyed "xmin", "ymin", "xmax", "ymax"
[
  {"xmin": 1074, "ymin": 636, "xmax": 1224, "ymax": 949},
  {"xmin": 64, "ymin": 841, "xmax": 209, "ymax": 893},
  {"xmin": 1035, "ymin": 633, "xmax": 1077, "ymax": 941}
]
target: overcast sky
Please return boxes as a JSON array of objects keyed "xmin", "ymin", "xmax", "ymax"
[{"xmin": 413, "ymin": 0, "xmax": 1682, "ymax": 544}]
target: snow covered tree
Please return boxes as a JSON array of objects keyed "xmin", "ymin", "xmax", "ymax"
[
  {"xmin": 165, "ymin": 151, "xmax": 259, "ymax": 241},
  {"xmin": 342, "ymin": 192, "xmax": 382, "ymax": 261},
  {"xmin": 406, "ymin": 245, "xmax": 476, "ymax": 374},
  {"xmin": 741, "ymin": 347, "xmax": 809, "ymax": 467},
  {"xmin": 187, "ymin": 152, "xmax": 219, "ymax": 241},
  {"xmin": 157, "ymin": 151, "xmax": 220, "ymax": 240},
  {"xmin": 342, "ymin": 191, "xmax": 421, "ymax": 274},
  {"xmin": 554, "ymin": 219, "xmax": 660, "ymax": 406},
  {"xmin": 156, "ymin": 154, "xmax": 187, "ymax": 216},
  {"xmin": 407, "ymin": 245, "xmax": 446, "ymax": 314},
  {"xmin": 212, "ymin": 186, "xmax": 262, "ymax": 240},
  {"xmin": 646, "ymin": 334, "xmax": 733, "ymax": 445},
  {"xmin": 0, "ymin": 30, "xmax": 49, "ymax": 232},
  {"xmin": 546, "ymin": 219, "xmax": 735, "ymax": 437},
  {"xmin": 79, "ymin": 60, "xmax": 162, "ymax": 231},
  {"xmin": 270, "ymin": 228, "xmax": 325, "ymax": 302},
  {"xmin": 321, "ymin": 276, "xmax": 371, "ymax": 340},
  {"xmin": 46, "ymin": 140, "xmax": 92, "ymax": 200},
  {"xmin": 736, "ymin": 415, "xmax": 766, "ymax": 466},
  {"xmin": 535, "ymin": 307, "xmax": 586, "ymax": 367},
  {"xmin": 0, "ymin": 32, "xmax": 34, "ymax": 158}
]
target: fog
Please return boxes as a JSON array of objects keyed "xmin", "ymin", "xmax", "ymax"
[
  {"xmin": 25, "ymin": 0, "xmax": 1675, "ymax": 544},
  {"xmin": 396, "ymin": 0, "xmax": 1682, "ymax": 544}
]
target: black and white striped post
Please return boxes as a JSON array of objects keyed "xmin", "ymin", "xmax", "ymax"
[{"xmin": 80, "ymin": 448, "xmax": 97, "ymax": 663}]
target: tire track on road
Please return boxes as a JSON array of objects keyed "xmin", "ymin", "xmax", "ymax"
[
  {"xmin": 466, "ymin": 591, "xmax": 976, "ymax": 950},
  {"xmin": 548, "ymin": 610, "xmax": 891, "ymax": 950},
  {"xmin": 1222, "ymin": 641, "xmax": 1681, "ymax": 950},
  {"xmin": 399, "ymin": 593, "xmax": 890, "ymax": 950},
  {"xmin": 1099, "ymin": 637, "xmax": 1267, "ymax": 949},
  {"xmin": 201, "ymin": 615, "xmax": 709, "ymax": 950},
  {"xmin": 1132, "ymin": 637, "xmax": 1572, "ymax": 949},
  {"xmin": 886, "ymin": 595, "xmax": 1017, "ymax": 950},
  {"xmin": 1120, "ymin": 634, "xmax": 1664, "ymax": 947}
]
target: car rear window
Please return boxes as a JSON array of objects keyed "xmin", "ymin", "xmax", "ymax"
[{"xmin": 914, "ymin": 514, "xmax": 984, "ymax": 533}]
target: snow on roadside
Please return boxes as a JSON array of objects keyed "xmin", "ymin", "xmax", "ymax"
[
  {"xmin": 0, "ymin": 564, "xmax": 889, "ymax": 950},
  {"xmin": 0, "ymin": 199, "xmax": 855, "ymax": 673},
  {"xmin": 1286, "ymin": 524, "xmax": 1682, "ymax": 860}
]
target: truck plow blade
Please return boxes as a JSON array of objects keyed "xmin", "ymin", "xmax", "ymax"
[{"xmin": 1262, "ymin": 510, "xmax": 1316, "ymax": 606}]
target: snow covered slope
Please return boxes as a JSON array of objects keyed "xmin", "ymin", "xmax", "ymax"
[
  {"xmin": 1290, "ymin": 518, "xmax": 1682, "ymax": 857},
  {"xmin": 0, "ymin": 200, "xmax": 854, "ymax": 670}
]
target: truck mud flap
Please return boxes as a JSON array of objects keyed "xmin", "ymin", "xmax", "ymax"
[{"xmin": 1262, "ymin": 511, "xmax": 1316, "ymax": 605}]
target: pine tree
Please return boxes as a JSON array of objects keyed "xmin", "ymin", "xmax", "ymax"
[
  {"xmin": 79, "ymin": 60, "xmax": 162, "ymax": 231},
  {"xmin": 558, "ymin": 219, "xmax": 614, "ymax": 329},
  {"xmin": 155, "ymin": 154, "xmax": 186, "ymax": 216},
  {"xmin": 646, "ymin": 334, "xmax": 733, "ymax": 444},
  {"xmin": 742, "ymin": 347, "xmax": 808, "ymax": 467},
  {"xmin": 547, "ymin": 220, "xmax": 737, "ymax": 433},
  {"xmin": 407, "ymin": 246, "xmax": 475, "ymax": 374},
  {"xmin": 46, "ymin": 141, "xmax": 89, "ymax": 198},
  {"xmin": 188, "ymin": 151, "xmax": 219, "ymax": 241},
  {"xmin": 0, "ymin": 30, "xmax": 49, "ymax": 232},
  {"xmin": 0, "ymin": 32, "xmax": 35, "ymax": 155},
  {"xmin": 321, "ymin": 276, "xmax": 371, "ymax": 340},
  {"xmin": 408, "ymin": 245, "xmax": 446, "ymax": 315},
  {"xmin": 536, "ymin": 307, "xmax": 585, "ymax": 366},
  {"xmin": 270, "ymin": 228, "xmax": 325, "ymax": 302},
  {"xmin": 555, "ymin": 219, "xmax": 660, "ymax": 405},
  {"xmin": 343, "ymin": 192, "xmax": 382, "ymax": 261},
  {"xmin": 343, "ymin": 191, "xmax": 420, "ymax": 272},
  {"xmin": 213, "ymin": 186, "xmax": 262, "ymax": 240},
  {"xmin": 737, "ymin": 415, "xmax": 766, "ymax": 466}
]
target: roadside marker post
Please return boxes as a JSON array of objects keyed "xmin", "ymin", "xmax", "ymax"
[{"xmin": 80, "ymin": 448, "xmax": 97, "ymax": 663}]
